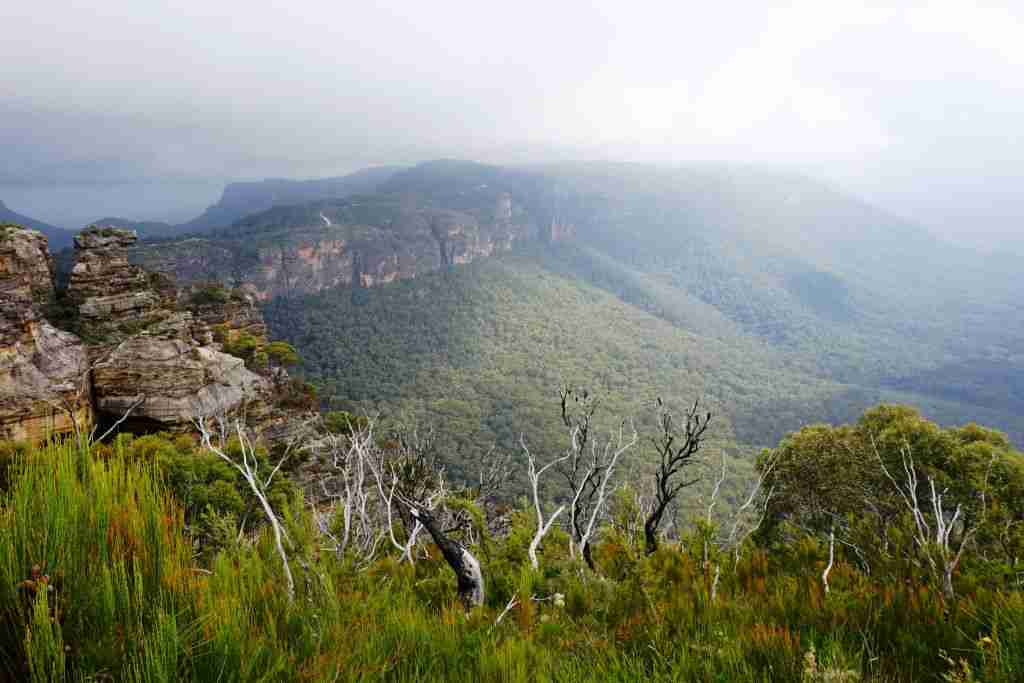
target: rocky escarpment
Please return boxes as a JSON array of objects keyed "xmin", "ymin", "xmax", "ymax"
[
  {"xmin": 90, "ymin": 314, "xmax": 270, "ymax": 429},
  {"xmin": 130, "ymin": 185, "xmax": 573, "ymax": 300},
  {"xmin": 66, "ymin": 227, "xmax": 276, "ymax": 432},
  {"xmin": 0, "ymin": 224, "xmax": 298, "ymax": 443},
  {"xmin": 0, "ymin": 225, "xmax": 92, "ymax": 441},
  {"xmin": 183, "ymin": 283, "xmax": 268, "ymax": 343}
]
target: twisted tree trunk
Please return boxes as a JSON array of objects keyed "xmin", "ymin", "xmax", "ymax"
[{"xmin": 409, "ymin": 506, "xmax": 485, "ymax": 609}]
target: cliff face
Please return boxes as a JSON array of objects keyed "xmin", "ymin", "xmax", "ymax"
[
  {"xmin": 0, "ymin": 225, "xmax": 92, "ymax": 441},
  {"xmin": 184, "ymin": 284, "xmax": 267, "ymax": 343},
  {"xmin": 130, "ymin": 189, "xmax": 569, "ymax": 299},
  {"xmin": 0, "ymin": 224, "xmax": 294, "ymax": 443}
]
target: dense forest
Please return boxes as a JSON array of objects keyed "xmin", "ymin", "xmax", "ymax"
[
  {"xmin": 264, "ymin": 241, "xmax": 1023, "ymax": 469},
  {"xmin": 2, "ymin": 401, "xmax": 1023, "ymax": 681},
  {"xmin": 253, "ymin": 162, "xmax": 1024, "ymax": 455}
]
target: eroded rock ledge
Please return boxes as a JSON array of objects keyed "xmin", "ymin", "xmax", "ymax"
[{"xmin": 1, "ymin": 224, "xmax": 294, "ymax": 442}]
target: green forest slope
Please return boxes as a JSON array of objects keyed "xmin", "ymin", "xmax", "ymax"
[{"xmin": 264, "ymin": 243, "xmax": 1024, "ymax": 483}]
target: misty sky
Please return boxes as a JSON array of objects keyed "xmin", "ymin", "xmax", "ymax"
[{"xmin": 1, "ymin": 1, "xmax": 1021, "ymax": 246}]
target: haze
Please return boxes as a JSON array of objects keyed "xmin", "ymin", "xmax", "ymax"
[{"xmin": 1, "ymin": 1, "xmax": 1021, "ymax": 250}]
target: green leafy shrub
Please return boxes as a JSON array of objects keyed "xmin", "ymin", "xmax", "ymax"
[{"xmin": 188, "ymin": 285, "xmax": 230, "ymax": 307}]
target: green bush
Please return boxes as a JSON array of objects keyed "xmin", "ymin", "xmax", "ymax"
[
  {"xmin": 188, "ymin": 285, "xmax": 230, "ymax": 307},
  {"xmin": 1, "ymin": 425, "xmax": 1023, "ymax": 681}
]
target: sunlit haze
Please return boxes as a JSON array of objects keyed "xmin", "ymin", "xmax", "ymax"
[{"xmin": 1, "ymin": 1, "xmax": 1021, "ymax": 247}]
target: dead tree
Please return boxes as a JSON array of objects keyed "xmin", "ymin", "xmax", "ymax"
[
  {"xmin": 195, "ymin": 414, "xmax": 296, "ymax": 602},
  {"xmin": 555, "ymin": 387, "xmax": 638, "ymax": 570},
  {"xmin": 521, "ymin": 434, "xmax": 570, "ymax": 569},
  {"xmin": 312, "ymin": 417, "xmax": 383, "ymax": 565},
  {"xmin": 387, "ymin": 437, "xmax": 486, "ymax": 609},
  {"xmin": 554, "ymin": 388, "xmax": 595, "ymax": 569},
  {"xmin": 334, "ymin": 421, "xmax": 485, "ymax": 607},
  {"xmin": 722, "ymin": 453, "xmax": 777, "ymax": 564},
  {"xmin": 361, "ymin": 435, "xmax": 411, "ymax": 560},
  {"xmin": 644, "ymin": 398, "xmax": 711, "ymax": 555},
  {"xmin": 470, "ymin": 445, "xmax": 513, "ymax": 538},
  {"xmin": 404, "ymin": 501, "xmax": 485, "ymax": 609},
  {"xmin": 698, "ymin": 453, "xmax": 777, "ymax": 600},
  {"xmin": 576, "ymin": 420, "xmax": 637, "ymax": 565}
]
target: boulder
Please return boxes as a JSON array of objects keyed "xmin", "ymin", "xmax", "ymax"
[{"xmin": 92, "ymin": 333, "xmax": 270, "ymax": 428}]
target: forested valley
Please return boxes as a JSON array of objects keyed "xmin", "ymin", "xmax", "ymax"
[{"xmin": 3, "ymin": 161, "xmax": 1023, "ymax": 681}]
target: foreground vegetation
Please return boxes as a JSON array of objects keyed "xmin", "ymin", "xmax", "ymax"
[{"xmin": 1, "ymin": 401, "xmax": 1023, "ymax": 681}]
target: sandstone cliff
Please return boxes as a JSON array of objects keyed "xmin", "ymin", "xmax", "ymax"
[
  {"xmin": 130, "ymin": 188, "xmax": 570, "ymax": 300},
  {"xmin": 68, "ymin": 227, "xmax": 177, "ymax": 339},
  {"xmin": 0, "ymin": 225, "xmax": 92, "ymax": 441},
  {"xmin": 66, "ymin": 227, "xmax": 277, "ymax": 432},
  {"xmin": 0, "ymin": 224, "xmax": 298, "ymax": 443}
]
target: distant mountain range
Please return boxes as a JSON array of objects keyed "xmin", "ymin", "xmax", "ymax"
[
  {"xmin": 177, "ymin": 166, "xmax": 405, "ymax": 233},
  {"xmin": 4, "ymin": 159, "xmax": 1021, "ymax": 471},
  {"xmin": 1, "ymin": 165, "xmax": 407, "ymax": 249},
  {"xmin": 0, "ymin": 199, "xmax": 77, "ymax": 249},
  {"xmin": 124, "ymin": 159, "xmax": 1023, "ymax": 457}
]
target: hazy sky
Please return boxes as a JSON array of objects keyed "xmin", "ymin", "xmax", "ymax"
[{"xmin": 1, "ymin": 0, "xmax": 1021, "ymax": 244}]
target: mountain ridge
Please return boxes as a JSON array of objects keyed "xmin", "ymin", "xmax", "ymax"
[
  {"xmin": 108, "ymin": 159, "xmax": 1024, "ymax": 452},
  {"xmin": 0, "ymin": 199, "xmax": 76, "ymax": 249},
  {"xmin": 178, "ymin": 165, "xmax": 405, "ymax": 232}
]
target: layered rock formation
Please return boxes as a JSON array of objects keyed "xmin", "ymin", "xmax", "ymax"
[
  {"xmin": 129, "ymin": 192, "xmax": 567, "ymax": 299},
  {"xmin": 183, "ymin": 284, "xmax": 267, "ymax": 344},
  {"xmin": 0, "ymin": 225, "xmax": 92, "ymax": 441},
  {"xmin": 0, "ymin": 224, "xmax": 295, "ymax": 442},
  {"xmin": 64, "ymin": 228, "xmax": 274, "ymax": 431},
  {"xmin": 68, "ymin": 227, "xmax": 176, "ymax": 339},
  {"xmin": 92, "ymin": 328, "xmax": 269, "ymax": 429}
]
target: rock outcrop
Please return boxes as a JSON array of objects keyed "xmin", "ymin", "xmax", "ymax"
[
  {"xmin": 67, "ymin": 227, "xmax": 176, "ymax": 339},
  {"xmin": 0, "ymin": 224, "xmax": 294, "ymax": 442},
  {"xmin": 183, "ymin": 284, "xmax": 269, "ymax": 342},
  {"xmin": 65, "ymin": 228, "xmax": 274, "ymax": 431},
  {"xmin": 92, "ymin": 328, "xmax": 269, "ymax": 429},
  {"xmin": 0, "ymin": 225, "xmax": 92, "ymax": 441}
]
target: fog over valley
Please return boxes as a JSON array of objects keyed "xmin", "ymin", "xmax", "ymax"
[{"xmin": 2, "ymin": 1, "xmax": 1022, "ymax": 251}]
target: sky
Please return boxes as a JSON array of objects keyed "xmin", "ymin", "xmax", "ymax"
[{"xmin": 1, "ymin": 0, "xmax": 1021, "ymax": 247}]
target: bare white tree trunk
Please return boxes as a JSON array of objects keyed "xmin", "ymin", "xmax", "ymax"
[
  {"xmin": 196, "ymin": 416, "xmax": 295, "ymax": 603},
  {"xmin": 399, "ymin": 520, "xmax": 425, "ymax": 564},
  {"xmin": 406, "ymin": 505, "xmax": 486, "ymax": 609},
  {"xmin": 875, "ymin": 440, "xmax": 990, "ymax": 601},
  {"xmin": 521, "ymin": 434, "xmax": 569, "ymax": 570},
  {"xmin": 461, "ymin": 546, "xmax": 485, "ymax": 607},
  {"xmin": 822, "ymin": 525, "xmax": 835, "ymax": 595},
  {"xmin": 575, "ymin": 422, "xmax": 637, "ymax": 564}
]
